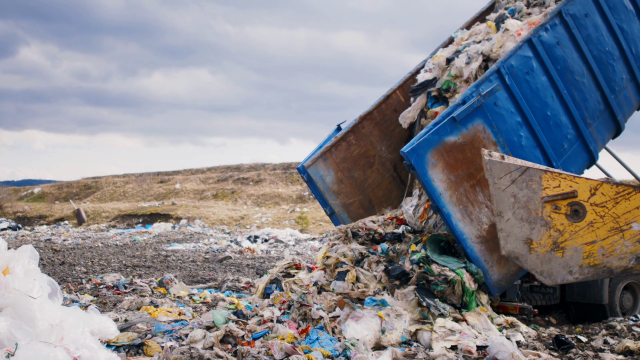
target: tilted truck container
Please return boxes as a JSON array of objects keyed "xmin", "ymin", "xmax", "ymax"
[{"xmin": 299, "ymin": 0, "xmax": 640, "ymax": 296}]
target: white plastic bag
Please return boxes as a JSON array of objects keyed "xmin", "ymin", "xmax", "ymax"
[
  {"xmin": 379, "ymin": 307, "xmax": 411, "ymax": 347},
  {"xmin": 0, "ymin": 238, "xmax": 120, "ymax": 360},
  {"xmin": 487, "ymin": 334, "xmax": 526, "ymax": 360},
  {"xmin": 398, "ymin": 93, "xmax": 427, "ymax": 129},
  {"xmin": 400, "ymin": 189, "xmax": 429, "ymax": 230},
  {"xmin": 416, "ymin": 330, "xmax": 432, "ymax": 349},
  {"xmin": 343, "ymin": 310, "xmax": 381, "ymax": 350}
]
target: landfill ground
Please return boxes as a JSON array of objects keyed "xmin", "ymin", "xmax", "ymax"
[
  {"xmin": 3, "ymin": 227, "xmax": 280, "ymax": 312},
  {"xmin": 1, "ymin": 222, "xmax": 323, "ymax": 311},
  {"xmin": 3, "ymin": 218, "xmax": 640, "ymax": 360}
]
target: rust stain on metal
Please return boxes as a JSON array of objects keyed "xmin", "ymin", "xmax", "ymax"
[
  {"xmin": 311, "ymin": 77, "xmax": 415, "ymax": 222},
  {"xmin": 430, "ymin": 124, "xmax": 498, "ymax": 227},
  {"xmin": 429, "ymin": 124, "xmax": 522, "ymax": 282}
]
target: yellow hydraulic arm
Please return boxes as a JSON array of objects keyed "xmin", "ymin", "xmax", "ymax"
[{"xmin": 482, "ymin": 150, "xmax": 640, "ymax": 285}]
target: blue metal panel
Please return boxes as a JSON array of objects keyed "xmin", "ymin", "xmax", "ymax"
[
  {"xmin": 297, "ymin": 124, "xmax": 345, "ymax": 226},
  {"xmin": 402, "ymin": 0, "xmax": 640, "ymax": 294}
]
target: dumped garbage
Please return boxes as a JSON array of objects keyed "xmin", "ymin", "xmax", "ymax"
[
  {"xmin": 552, "ymin": 334, "xmax": 575, "ymax": 352},
  {"xmin": 0, "ymin": 218, "xmax": 22, "ymax": 232},
  {"xmin": 3, "ymin": 207, "xmax": 640, "ymax": 359},
  {"xmin": 399, "ymin": 0, "xmax": 559, "ymax": 128},
  {"xmin": 246, "ymin": 203, "xmax": 539, "ymax": 359}
]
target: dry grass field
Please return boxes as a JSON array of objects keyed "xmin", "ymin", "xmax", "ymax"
[{"xmin": 0, "ymin": 163, "xmax": 334, "ymax": 234}]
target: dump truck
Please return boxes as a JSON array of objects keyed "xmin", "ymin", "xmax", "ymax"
[{"xmin": 298, "ymin": 0, "xmax": 640, "ymax": 321}]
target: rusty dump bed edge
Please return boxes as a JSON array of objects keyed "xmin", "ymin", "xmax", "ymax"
[{"xmin": 297, "ymin": 0, "xmax": 496, "ymax": 226}]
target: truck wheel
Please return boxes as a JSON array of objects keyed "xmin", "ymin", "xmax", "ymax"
[
  {"xmin": 521, "ymin": 290, "xmax": 561, "ymax": 306},
  {"xmin": 608, "ymin": 276, "xmax": 640, "ymax": 317}
]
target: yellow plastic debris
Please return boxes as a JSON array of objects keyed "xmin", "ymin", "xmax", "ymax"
[
  {"xmin": 2, "ymin": 266, "xmax": 9, "ymax": 276},
  {"xmin": 227, "ymin": 297, "xmax": 245, "ymax": 309},
  {"xmin": 315, "ymin": 246, "xmax": 328, "ymax": 267},
  {"xmin": 285, "ymin": 333, "xmax": 296, "ymax": 343},
  {"xmin": 377, "ymin": 312, "xmax": 385, "ymax": 320},
  {"xmin": 139, "ymin": 306, "xmax": 188, "ymax": 320},
  {"xmin": 346, "ymin": 268, "xmax": 357, "ymax": 285},
  {"xmin": 143, "ymin": 340, "xmax": 162, "ymax": 357},
  {"xmin": 410, "ymin": 244, "xmax": 417, "ymax": 251},
  {"xmin": 154, "ymin": 287, "xmax": 168, "ymax": 294},
  {"xmin": 487, "ymin": 21, "xmax": 497, "ymax": 34},
  {"xmin": 107, "ymin": 332, "xmax": 139, "ymax": 346},
  {"xmin": 299, "ymin": 346, "xmax": 332, "ymax": 357}
]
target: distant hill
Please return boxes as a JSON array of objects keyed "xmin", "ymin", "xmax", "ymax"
[
  {"xmin": 0, "ymin": 163, "xmax": 329, "ymax": 234},
  {"xmin": 0, "ymin": 179, "xmax": 60, "ymax": 188}
]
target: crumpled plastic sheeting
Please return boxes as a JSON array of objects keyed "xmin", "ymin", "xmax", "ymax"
[
  {"xmin": 300, "ymin": 325, "xmax": 342, "ymax": 357},
  {"xmin": 398, "ymin": 92, "xmax": 427, "ymax": 129},
  {"xmin": 616, "ymin": 339, "xmax": 640, "ymax": 354},
  {"xmin": 400, "ymin": 188, "xmax": 430, "ymax": 231},
  {"xmin": 487, "ymin": 334, "xmax": 526, "ymax": 360},
  {"xmin": 0, "ymin": 237, "xmax": 119, "ymax": 360},
  {"xmin": 401, "ymin": 188, "xmax": 447, "ymax": 233}
]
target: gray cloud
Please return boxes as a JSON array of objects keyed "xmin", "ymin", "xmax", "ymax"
[
  {"xmin": 0, "ymin": 0, "xmax": 489, "ymax": 143},
  {"xmin": 0, "ymin": 0, "xmax": 637, "ymax": 153}
]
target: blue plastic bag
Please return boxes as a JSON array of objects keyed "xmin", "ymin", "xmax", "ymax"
[
  {"xmin": 363, "ymin": 297, "xmax": 391, "ymax": 308},
  {"xmin": 427, "ymin": 91, "xmax": 449, "ymax": 110},
  {"xmin": 154, "ymin": 320, "xmax": 188, "ymax": 337},
  {"xmin": 265, "ymin": 284, "xmax": 277, "ymax": 296},
  {"xmin": 300, "ymin": 325, "xmax": 341, "ymax": 357},
  {"xmin": 251, "ymin": 330, "xmax": 270, "ymax": 340},
  {"xmin": 115, "ymin": 279, "xmax": 127, "ymax": 291}
]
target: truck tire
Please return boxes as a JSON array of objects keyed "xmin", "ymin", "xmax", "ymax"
[
  {"xmin": 521, "ymin": 288, "xmax": 561, "ymax": 306},
  {"xmin": 607, "ymin": 275, "xmax": 640, "ymax": 318}
]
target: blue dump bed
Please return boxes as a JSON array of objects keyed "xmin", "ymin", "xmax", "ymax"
[{"xmin": 301, "ymin": 0, "xmax": 640, "ymax": 294}]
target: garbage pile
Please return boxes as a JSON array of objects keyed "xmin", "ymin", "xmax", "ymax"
[
  {"xmin": 4, "ymin": 206, "xmax": 640, "ymax": 359},
  {"xmin": 0, "ymin": 218, "xmax": 23, "ymax": 232},
  {"xmin": 3, "ymin": 219, "xmax": 317, "ymax": 256},
  {"xmin": 48, "ymin": 204, "xmax": 558, "ymax": 359},
  {"xmin": 400, "ymin": 0, "xmax": 559, "ymax": 128},
  {"xmin": 162, "ymin": 227, "xmax": 317, "ymax": 254},
  {"xmin": 0, "ymin": 219, "xmax": 325, "ymax": 298},
  {"xmin": 247, "ymin": 209, "xmax": 542, "ymax": 359}
]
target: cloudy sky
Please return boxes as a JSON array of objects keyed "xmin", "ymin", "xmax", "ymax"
[{"xmin": 0, "ymin": 0, "xmax": 638, "ymax": 181}]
